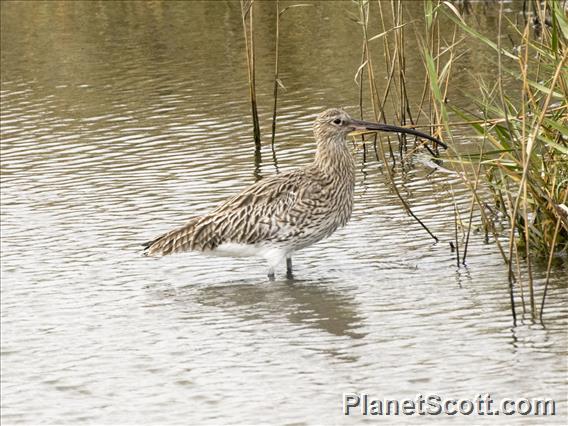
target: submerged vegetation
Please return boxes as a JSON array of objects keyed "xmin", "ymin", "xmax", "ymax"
[{"xmin": 240, "ymin": 0, "xmax": 567, "ymax": 323}]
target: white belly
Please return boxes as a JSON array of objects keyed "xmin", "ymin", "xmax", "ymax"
[{"xmin": 210, "ymin": 242, "xmax": 289, "ymax": 269}]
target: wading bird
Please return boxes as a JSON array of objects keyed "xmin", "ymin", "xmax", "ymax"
[{"xmin": 143, "ymin": 108, "xmax": 446, "ymax": 279}]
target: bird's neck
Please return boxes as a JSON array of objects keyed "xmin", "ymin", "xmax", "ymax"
[{"xmin": 313, "ymin": 134, "xmax": 355, "ymax": 178}]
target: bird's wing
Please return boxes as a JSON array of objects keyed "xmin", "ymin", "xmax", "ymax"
[
  {"xmin": 143, "ymin": 168, "xmax": 324, "ymax": 256},
  {"xmin": 193, "ymin": 167, "xmax": 326, "ymax": 249}
]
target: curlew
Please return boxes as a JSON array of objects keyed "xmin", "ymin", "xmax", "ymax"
[{"xmin": 143, "ymin": 108, "xmax": 446, "ymax": 279}]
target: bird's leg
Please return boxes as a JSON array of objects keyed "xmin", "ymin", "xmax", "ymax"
[
  {"xmin": 267, "ymin": 267, "xmax": 275, "ymax": 281},
  {"xmin": 286, "ymin": 256, "xmax": 293, "ymax": 279}
]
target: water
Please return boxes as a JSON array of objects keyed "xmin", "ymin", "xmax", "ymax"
[{"xmin": 1, "ymin": 1, "xmax": 566, "ymax": 424}]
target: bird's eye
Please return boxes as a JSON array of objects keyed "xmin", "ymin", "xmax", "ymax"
[{"xmin": 333, "ymin": 119, "xmax": 342, "ymax": 125}]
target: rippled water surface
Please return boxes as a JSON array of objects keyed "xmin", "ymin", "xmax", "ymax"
[{"xmin": 1, "ymin": 1, "xmax": 567, "ymax": 425}]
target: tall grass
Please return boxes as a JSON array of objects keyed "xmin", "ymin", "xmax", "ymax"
[
  {"xmin": 240, "ymin": 0, "xmax": 261, "ymax": 149},
  {"xmin": 420, "ymin": 0, "xmax": 567, "ymax": 322},
  {"xmin": 271, "ymin": 2, "xmax": 312, "ymax": 151},
  {"xmin": 357, "ymin": 0, "xmax": 440, "ymax": 242},
  {"xmin": 352, "ymin": 0, "xmax": 566, "ymax": 323}
]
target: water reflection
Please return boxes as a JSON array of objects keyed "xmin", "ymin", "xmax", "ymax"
[{"xmin": 191, "ymin": 279, "xmax": 366, "ymax": 342}]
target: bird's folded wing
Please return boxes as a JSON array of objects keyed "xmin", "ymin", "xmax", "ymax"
[{"xmin": 144, "ymin": 168, "xmax": 324, "ymax": 255}]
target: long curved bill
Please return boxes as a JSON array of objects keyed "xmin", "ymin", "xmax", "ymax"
[{"xmin": 348, "ymin": 118, "xmax": 447, "ymax": 150}]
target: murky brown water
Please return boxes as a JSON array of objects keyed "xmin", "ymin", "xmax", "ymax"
[{"xmin": 1, "ymin": 1, "xmax": 567, "ymax": 424}]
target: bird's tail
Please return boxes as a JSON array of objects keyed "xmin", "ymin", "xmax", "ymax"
[{"xmin": 142, "ymin": 218, "xmax": 199, "ymax": 257}]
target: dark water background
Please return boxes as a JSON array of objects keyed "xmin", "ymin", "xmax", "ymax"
[{"xmin": 1, "ymin": 1, "xmax": 566, "ymax": 424}]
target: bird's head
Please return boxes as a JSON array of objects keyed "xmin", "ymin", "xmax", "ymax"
[
  {"xmin": 314, "ymin": 108, "xmax": 355, "ymax": 141},
  {"xmin": 314, "ymin": 108, "xmax": 447, "ymax": 149}
]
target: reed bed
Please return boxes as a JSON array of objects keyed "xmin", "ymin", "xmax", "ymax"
[
  {"xmin": 419, "ymin": 0, "xmax": 567, "ymax": 323},
  {"xmin": 352, "ymin": 0, "xmax": 565, "ymax": 323}
]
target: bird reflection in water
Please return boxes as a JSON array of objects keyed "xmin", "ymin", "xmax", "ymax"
[{"xmin": 172, "ymin": 279, "xmax": 367, "ymax": 355}]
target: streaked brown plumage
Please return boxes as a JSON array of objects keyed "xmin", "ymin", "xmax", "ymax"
[{"xmin": 143, "ymin": 108, "xmax": 445, "ymax": 279}]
